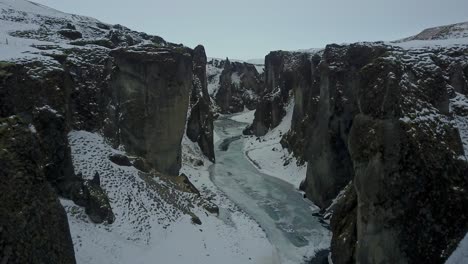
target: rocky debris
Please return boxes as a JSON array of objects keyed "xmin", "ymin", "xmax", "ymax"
[
  {"xmin": 109, "ymin": 153, "xmax": 132, "ymax": 166},
  {"xmin": 208, "ymin": 58, "xmax": 263, "ymax": 113},
  {"xmin": 201, "ymin": 201, "xmax": 220, "ymax": 216},
  {"xmin": 0, "ymin": 116, "xmax": 76, "ymax": 264},
  {"xmin": 191, "ymin": 215, "xmax": 202, "ymax": 225},
  {"xmin": 176, "ymin": 173, "xmax": 201, "ymax": 196},
  {"xmin": 271, "ymin": 42, "xmax": 468, "ymax": 263},
  {"xmin": 187, "ymin": 45, "xmax": 215, "ymax": 161}
]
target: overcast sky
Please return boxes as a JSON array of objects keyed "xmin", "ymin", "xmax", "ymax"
[{"xmin": 33, "ymin": 0, "xmax": 468, "ymax": 60}]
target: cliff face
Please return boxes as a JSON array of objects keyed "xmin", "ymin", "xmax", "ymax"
[
  {"xmin": 263, "ymin": 43, "xmax": 468, "ymax": 263},
  {"xmin": 248, "ymin": 40, "xmax": 468, "ymax": 263},
  {"xmin": 245, "ymin": 51, "xmax": 315, "ymax": 136},
  {"xmin": 110, "ymin": 47, "xmax": 193, "ymax": 175},
  {"xmin": 207, "ymin": 58, "xmax": 263, "ymax": 113},
  {"xmin": 0, "ymin": 116, "xmax": 76, "ymax": 264},
  {"xmin": 0, "ymin": 1, "xmax": 213, "ymax": 262},
  {"xmin": 187, "ymin": 45, "xmax": 215, "ymax": 161}
]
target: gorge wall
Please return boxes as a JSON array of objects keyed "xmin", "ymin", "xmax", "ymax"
[
  {"xmin": 251, "ymin": 42, "xmax": 468, "ymax": 263},
  {"xmin": 207, "ymin": 58, "xmax": 263, "ymax": 113},
  {"xmin": 0, "ymin": 2, "xmax": 215, "ymax": 262}
]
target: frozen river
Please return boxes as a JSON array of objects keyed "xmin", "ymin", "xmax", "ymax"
[{"xmin": 210, "ymin": 117, "xmax": 331, "ymax": 264}]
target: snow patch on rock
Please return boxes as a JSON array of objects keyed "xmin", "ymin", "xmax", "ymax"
[{"xmin": 242, "ymin": 100, "xmax": 307, "ymax": 188}]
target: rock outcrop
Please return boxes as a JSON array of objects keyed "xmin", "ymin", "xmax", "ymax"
[
  {"xmin": 265, "ymin": 43, "xmax": 468, "ymax": 263},
  {"xmin": 110, "ymin": 46, "xmax": 192, "ymax": 175},
  {"xmin": 0, "ymin": 1, "xmax": 215, "ymax": 261},
  {"xmin": 245, "ymin": 50, "xmax": 316, "ymax": 136},
  {"xmin": 207, "ymin": 58, "xmax": 263, "ymax": 113},
  {"xmin": 0, "ymin": 116, "xmax": 76, "ymax": 264},
  {"xmin": 187, "ymin": 45, "xmax": 215, "ymax": 161}
]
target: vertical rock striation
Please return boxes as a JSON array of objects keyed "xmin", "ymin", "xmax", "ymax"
[
  {"xmin": 208, "ymin": 58, "xmax": 263, "ymax": 114},
  {"xmin": 187, "ymin": 45, "xmax": 215, "ymax": 161},
  {"xmin": 252, "ymin": 43, "xmax": 468, "ymax": 263},
  {"xmin": 245, "ymin": 51, "xmax": 315, "ymax": 136},
  {"xmin": 110, "ymin": 46, "xmax": 193, "ymax": 175}
]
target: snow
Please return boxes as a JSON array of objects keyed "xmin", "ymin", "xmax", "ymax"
[
  {"xmin": 206, "ymin": 62, "xmax": 223, "ymax": 96},
  {"xmin": 63, "ymin": 130, "xmax": 277, "ymax": 264},
  {"xmin": 231, "ymin": 72, "xmax": 241, "ymax": 86},
  {"xmin": 230, "ymin": 109, "xmax": 256, "ymax": 124},
  {"xmin": 180, "ymin": 134, "xmax": 279, "ymax": 264},
  {"xmin": 450, "ymin": 92, "xmax": 468, "ymax": 160},
  {"xmin": 241, "ymin": 100, "xmax": 307, "ymax": 188},
  {"xmin": 390, "ymin": 37, "xmax": 468, "ymax": 49},
  {"xmin": 446, "ymin": 232, "xmax": 468, "ymax": 264}
]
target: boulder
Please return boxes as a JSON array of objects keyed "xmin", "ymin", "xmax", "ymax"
[
  {"xmin": 109, "ymin": 153, "xmax": 132, "ymax": 166},
  {"xmin": 58, "ymin": 29, "xmax": 82, "ymax": 40},
  {"xmin": 83, "ymin": 177, "xmax": 115, "ymax": 224}
]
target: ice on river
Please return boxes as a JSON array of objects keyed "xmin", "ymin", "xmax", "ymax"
[{"xmin": 210, "ymin": 117, "xmax": 331, "ymax": 264}]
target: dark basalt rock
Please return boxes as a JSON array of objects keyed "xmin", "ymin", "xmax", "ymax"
[
  {"xmin": 187, "ymin": 45, "xmax": 215, "ymax": 161},
  {"xmin": 110, "ymin": 46, "xmax": 192, "ymax": 175},
  {"xmin": 32, "ymin": 106, "xmax": 76, "ymax": 190},
  {"xmin": 211, "ymin": 58, "xmax": 263, "ymax": 114},
  {"xmin": 330, "ymin": 184, "xmax": 356, "ymax": 264},
  {"xmin": 247, "ymin": 50, "xmax": 312, "ymax": 136},
  {"xmin": 133, "ymin": 157, "xmax": 151, "ymax": 173},
  {"xmin": 58, "ymin": 29, "xmax": 82, "ymax": 40},
  {"xmin": 275, "ymin": 43, "xmax": 468, "ymax": 263},
  {"xmin": 83, "ymin": 175, "xmax": 115, "ymax": 224},
  {"xmin": 0, "ymin": 116, "xmax": 76, "ymax": 264},
  {"xmin": 109, "ymin": 153, "xmax": 132, "ymax": 166}
]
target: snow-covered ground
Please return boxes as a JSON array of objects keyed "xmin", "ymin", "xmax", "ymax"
[
  {"xmin": 238, "ymin": 101, "xmax": 307, "ymax": 188},
  {"xmin": 446, "ymin": 233, "xmax": 468, "ymax": 264},
  {"xmin": 63, "ymin": 130, "xmax": 277, "ymax": 264}
]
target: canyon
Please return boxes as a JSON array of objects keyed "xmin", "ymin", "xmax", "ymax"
[{"xmin": 0, "ymin": 1, "xmax": 467, "ymax": 264}]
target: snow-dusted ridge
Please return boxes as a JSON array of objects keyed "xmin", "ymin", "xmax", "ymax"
[{"xmin": 0, "ymin": 0, "xmax": 168, "ymax": 63}]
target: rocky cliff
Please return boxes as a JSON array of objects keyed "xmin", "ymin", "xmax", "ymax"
[
  {"xmin": 244, "ymin": 50, "xmax": 318, "ymax": 136},
  {"xmin": 249, "ymin": 39, "xmax": 468, "ymax": 262},
  {"xmin": 187, "ymin": 45, "xmax": 215, "ymax": 161},
  {"xmin": 0, "ymin": 1, "xmax": 215, "ymax": 262},
  {"xmin": 207, "ymin": 58, "xmax": 263, "ymax": 113},
  {"xmin": 0, "ymin": 116, "xmax": 76, "ymax": 264}
]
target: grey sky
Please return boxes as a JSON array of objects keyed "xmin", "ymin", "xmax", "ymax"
[{"xmin": 33, "ymin": 0, "xmax": 468, "ymax": 60}]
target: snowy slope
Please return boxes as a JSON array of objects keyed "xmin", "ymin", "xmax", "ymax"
[
  {"xmin": 0, "ymin": 0, "xmax": 163, "ymax": 62},
  {"xmin": 63, "ymin": 131, "xmax": 276, "ymax": 264},
  {"xmin": 391, "ymin": 21, "xmax": 468, "ymax": 49},
  {"xmin": 400, "ymin": 21, "xmax": 468, "ymax": 41}
]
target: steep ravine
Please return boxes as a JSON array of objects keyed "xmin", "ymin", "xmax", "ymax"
[
  {"xmin": 210, "ymin": 117, "xmax": 330, "ymax": 264},
  {"xmin": 2, "ymin": 1, "xmax": 468, "ymax": 263}
]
